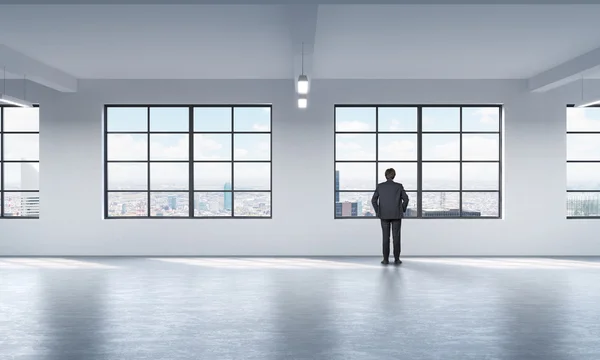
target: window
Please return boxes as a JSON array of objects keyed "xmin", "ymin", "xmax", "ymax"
[
  {"xmin": 567, "ymin": 106, "xmax": 600, "ymax": 218},
  {"xmin": 104, "ymin": 105, "xmax": 272, "ymax": 218},
  {"xmin": 0, "ymin": 106, "xmax": 40, "ymax": 218},
  {"xmin": 334, "ymin": 105, "xmax": 502, "ymax": 218}
]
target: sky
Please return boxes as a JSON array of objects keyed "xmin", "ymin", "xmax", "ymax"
[
  {"xmin": 105, "ymin": 106, "xmax": 271, "ymax": 190},
  {"xmin": 0, "ymin": 107, "xmax": 39, "ymax": 188},
  {"xmin": 335, "ymin": 106, "xmax": 501, "ymax": 190},
  {"xmin": 2, "ymin": 105, "xmax": 600, "ymax": 192},
  {"xmin": 567, "ymin": 107, "xmax": 600, "ymax": 189}
]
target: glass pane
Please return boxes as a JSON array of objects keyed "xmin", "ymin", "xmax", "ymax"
[
  {"xmin": 106, "ymin": 107, "xmax": 147, "ymax": 132},
  {"xmin": 3, "ymin": 134, "xmax": 39, "ymax": 160},
  {"xmin": 194, "ymin": 107, "xmax": 231, "ymax": 132},
  {"xmin": 378, "ymin": 107, "xmax": 417, "ymax": 132},
  {"xmin": 107, "ymin": 192, "xmax": 148, "ymax": 217},
  {"xmin": 422, "ymin": 192, "xmax": 460, "ymax": 216},
  {"xmin": 194, "ymin": 192, "xmax": 232, "ymax": 217},
  {"xmin": 150, "ymin": 107, "xmax": 189, "ymax": 132},
  {"xmin": 462, "ymin": 163, "xmax": 499, "ymax": 190},
  {"xmin": 194, "ymin": 134, "xmax": 231, "ymax": 160},
  {"xmin": 462, "ymin": 107, "xmax": 500, "ymax": 132},
  {"xmin": 422, "ymin": 163, "xmax": 459, "ymax": 190},
  {"xmin": 234, "ymin": 107, "xmax": 271, "ymax": 132},
  {"xmin": 107, "ymin": 134, "xmax": 147, "ymax": 161},
  {"xmin": 150, "ymin": 192, "xmax": 189, "ymax": 217},
  {"xmin": 378, "ymin": 134, "xmax": 417, "ymax": 161},
  {"xmin": 463, "ymin": 134, "xmax": 499, "ymax": 161},
  {"xmin": 3, "ymin": 107, "xmax": 39, "ymax": 132},
  {"xmin": 335, "ymin": 134, "xmax": 376, "ymax": 161},
  {"xmin": 422, "ymin": 107, "xmax": 460, "ymax": 132},
  {"xmin": 422, "ymin": 134, "xmax": 459, "ymax": 161},
  {"xmin": 234, "ymin": 162, "xmax": 270, "ymax": 190},
  {"xmin": 567, "ymin": 134, "xmax": 600, "ymax": 161},
  {"xmin": 462, "ymin": 192, "xmax": 498, "ymax": 217},
  {"xmin": 107, "ymin": 163, "xmax": 147, "ymax": 190},
  {"xmin": 3, "ymin": 163, "xmax": 40, "ymax": 190},
  {"xmin": 2, "ymin": 192, "xmax": 39, "ymax": 217},
  {"xmin": 567, "ymin": 163, "xmax": 600, "ymax": 190},
  {"xmin": 194, "ymin": 162, "xmax": 231, "ymax": 190},
  {"xmin": 336, "ymin": 192, "xmax": 376, "ymax": 217},
  {"xmin": 335, "ymin": 107, "xmax": 376, "ymax": 132},
  {"xmin": 234, "ymin": 134, "xmax": 270, "ymax": 161},
  {"xmin": 567, "ymin": 107, "xmax": 600, "ymax": 132},
  {"xmin": 150, "ymin": 134, "xmax": 188, "ymax": 160},
  {"xmin": 404, "ymin": 192, "xmax": 417, "ymax": 217},
  {"xmin": 234, "ymin": 192, "xmax": 271, "ymax": 217},
  {"xmin": 567, "ymin": 192, "xmax": 600, "ymax": 217},
  {"xmin": 150, "ymin": 163, "xmax": 189, "ymax": 190},
  {"xmin": 335, "ymin": 162, "xmax": 376, "ymax": 191},
  {"xmin": 377, "ymin": 162, "xmax": 417, "ymax": 190}
]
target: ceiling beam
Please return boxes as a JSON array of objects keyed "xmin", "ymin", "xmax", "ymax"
[
  {"xmin": 287, "ymin": 5, "xmax": 318, "ymax": 93},
  {"xmin": 0, "ymin": 44, "xmax": 77, "ymax": 92},
  {"xmin": 528, "ymin": 46, "xmax": 600, "ymax": 93}
]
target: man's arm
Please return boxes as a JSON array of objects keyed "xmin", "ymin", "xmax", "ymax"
[
  {"xmin": 371, "ymin": 186, "xmax": 380, "ymax": 217},
  {"xmin": 401, "ymin": 185, "xmax": 409, "ymax": 213}
]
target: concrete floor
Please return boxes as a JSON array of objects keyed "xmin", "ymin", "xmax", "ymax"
[{"xmin": 2, "ymin": 257, "xmax": 600, "ymax": 360}]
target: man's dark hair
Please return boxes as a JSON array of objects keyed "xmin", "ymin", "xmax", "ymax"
[{"xmin": 385, "ymin": 168, "xmax": 396, "ymax": 180}]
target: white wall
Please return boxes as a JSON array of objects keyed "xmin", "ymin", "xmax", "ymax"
[{"xmin": 1, "ymin": 79, "xmax": 599, "ymax": 256}]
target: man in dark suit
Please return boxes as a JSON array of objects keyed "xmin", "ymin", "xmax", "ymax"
[{"xmin": 371, "ymin": 168, "xmax": 409, "ymax": 265}]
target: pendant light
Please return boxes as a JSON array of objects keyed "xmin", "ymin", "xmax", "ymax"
[{"xmin": 297, "ymin": 42, "xmax": 309, "ymax": 95}]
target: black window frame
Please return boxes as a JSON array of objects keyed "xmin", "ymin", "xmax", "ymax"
[
  {"xmin": 334, "ymin": 104, "xmax": 503, "ymax": 219},
  {"xmin": 0, "ymin": 104, "xmax": 40, "ymax": 219},
  {"xmin": 566, "ymin": 104, "xmax": 600, "ymax": 219},
  {"xmin": 104, "ymin": 104, "xmax": 273, "ymax": 219}
]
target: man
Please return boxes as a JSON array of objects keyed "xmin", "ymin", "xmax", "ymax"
[{"xmin": 371, "ymin": 168, "xmax": 409, "ymax": 265}]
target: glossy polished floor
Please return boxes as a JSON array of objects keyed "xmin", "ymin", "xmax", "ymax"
[{"xmin": 2, "ymin": 257, "xmax": 600, "ymax": 360}]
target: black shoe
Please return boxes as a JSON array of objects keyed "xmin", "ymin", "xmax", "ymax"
[
  {"xmin": 381, "ymin": 260, "xmax": 389, "ymax": 265},
  {"xmin": 394, "ymin": 259, "xmax": 402, "ymax": 265}
]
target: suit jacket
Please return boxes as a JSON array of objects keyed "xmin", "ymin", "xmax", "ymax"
[{"xmin": 371, "ymin": 180, "xmax": 409, "ymax": 219}]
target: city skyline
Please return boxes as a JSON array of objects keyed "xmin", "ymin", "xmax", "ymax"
[
  {"xmin": 334, "ymin": 106, "xmax": 501, "ymax": 217},
  {"xmin": 104, "ymin": 106, "xmax": 272, "ymax": 217},
  {"xmin": 0, "ymin": 107, "xmax": 40, "ymax": 217},
  {"xmin": 566, "ymin": 107, "xmax": 600, "ymax": 217}
]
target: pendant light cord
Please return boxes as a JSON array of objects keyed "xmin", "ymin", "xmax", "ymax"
[
  {"xmin": 3, "ymin": 66, "xmax": 5, "ymax": 95},
  {"xmin": 581, "ymin": 74, "xmax": 584, "ymax": 102},
  {"xmin": 301, "ymin": 42, "xmax": 304, "ymax": 75}
]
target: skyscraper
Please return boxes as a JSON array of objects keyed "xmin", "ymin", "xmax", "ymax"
[
  {"xmin": 168, "ymin": 195, "xmax": 177, "ymax": 210},
  {"xmin": 224, "ymin": 182, "xmax": 232, "ymax": 211}
]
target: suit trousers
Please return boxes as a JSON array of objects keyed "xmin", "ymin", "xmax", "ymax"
[{"xmin": 380, "ymin": 219, "xmax": 402, "ymax": 260}]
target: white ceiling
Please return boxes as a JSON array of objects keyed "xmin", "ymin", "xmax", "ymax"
[{"xmin": 1, "ymin": 4, "xmax": 600, "ymax": 80}]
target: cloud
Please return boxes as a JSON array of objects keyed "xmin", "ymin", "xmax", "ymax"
[
  {"xmin": 567, "ymin": 134, "xmax": 600, "ymax": 160},
  {"xmin": 567, "ymin": 163, "xmax": 600, "ymax": 185},
  {"xmin": 108, "ymin": 134, "xmax": 147, "ymax": 160},
  {"xmin": 387, "ymin": 119, "xmax": 404, "ymax": 131},
  {"xmin": 380, "ymin": 139, "xmax": 417, "ymax": 160},
  {"xmin": 150, "ymin": 134, "xmax": 189, "ymax": 160},
  {"xmin": 473, "ymin": 108, "xmax": 499, "ymax": 124},
  {"xmin": 568, "ymin": 108, "xmax": 600, "ymax": 131},
  {"xmin": 462, "ymin": 135, "xmax": 499, "ymax": 160},
  {"xmin": 252, "ymin": 123, "xmax": 269, "ymax": 131},
  {"xmin": 336, "ymin": 139, "xmax": 374, "ymax": 160},
  {"xmin": 3, "ymin": 134, "xmax": 39, "ymax": 160},
  {"xmin": 2, "ymin": 108, "xmax": 39, "ymax": 132},
  {"xmin": 234, "ymin": 148, "xmax": 249, "ymax": 159},
  {"xmin": 336, "ymin": 120, "xmax": 372, "ymax": 132}
]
